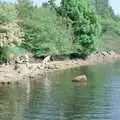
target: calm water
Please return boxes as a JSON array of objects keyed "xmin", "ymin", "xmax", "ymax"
[{"xmin": 1, "ymin": 62, "xmax": 120, "ymax": 120}]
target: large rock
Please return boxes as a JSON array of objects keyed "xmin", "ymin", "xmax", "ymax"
[{"xmin": 72, "ymin": 75, "xmax": 87, "ymax": 82}]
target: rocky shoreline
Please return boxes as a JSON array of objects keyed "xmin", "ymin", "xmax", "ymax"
[{"xmin": 0, "ymin": 51, "xmax": 120, "ymax": 85}]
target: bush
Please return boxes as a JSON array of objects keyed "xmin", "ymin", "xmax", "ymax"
[
  {"xmin": 102, "ymin": 18, "xmax": 120, "ymax": 35},
  {"xmin": 0, "ymin": 46, "xmax": 26, "ymax": 62},
  {"xmin": 0, "ymin": 3, "xmax": 17, "ymax": 23},
  {"xmin": 100, "ymin": 18, "xmax": 120, "ymax": 52},
  {"xmin": 60, "ymin": 0, "xmax": 101, "ymax": 57},
  {"xmin": 22, "ymin": 8, "xmax": 73, "ymax": 56},
  {"xmin": 0, "ymin": 2, "xmax": 24, "ymax": 47}
]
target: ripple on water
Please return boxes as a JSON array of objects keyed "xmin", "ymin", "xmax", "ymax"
[{"xmin": 1, "ymin": 62, "xmax": 120, "ymax": 120}]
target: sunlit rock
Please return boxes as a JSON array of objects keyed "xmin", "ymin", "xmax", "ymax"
[{"xmin": 72, "ymin": 75, "xmax": 87, "ymax": 82}]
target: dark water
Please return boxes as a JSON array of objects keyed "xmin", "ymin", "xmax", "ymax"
[{"xmin": 1, "ymin": 62, "xmax": 120, "ymax": 120}]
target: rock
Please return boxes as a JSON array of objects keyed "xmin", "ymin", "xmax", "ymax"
[
  {"xmin": 47, "ymin": 64, "xmax": 59, "ymax": 69},
  {"xmin": 108, "ymin": 50, "xmax": 115, "ymax": 55},
  {"xmin": 15, "ymin": 55, "xmax": 29, "ymax": 64},
  {"xmin": 24, "ymin": 55, "xmax": 29, "ymax": 62},
  {"xmin": 55, "ymin": 65, "xmax": 59, "ymax": 69},
  {"xmin": 101, "ymin": 51, "xmax": 108, "ymax": 56},
  {"xmin": 14, "ymin": 64, "xmax": 20, "ymax": 70},
  {"xmin": 15, "ymin": 57, "xmax": 22, "ymax": 64},
  {"xmin": 37, "ymin": 64, "xmax": 41, "ymax": 69},
  {"xmin": 72, "ymin": 75, "xmax": 87, "ymax": 82},
  {"xmin": 48, "ymin": 64, "xmax": 56, "ymax": 69}
]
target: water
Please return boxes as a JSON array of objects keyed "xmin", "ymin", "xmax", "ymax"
[{"xmin": 1, "ymin": 62, "xmax": 120, "ymax": 120}]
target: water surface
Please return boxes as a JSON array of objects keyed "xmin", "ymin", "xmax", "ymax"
[{"xmin": 0, "ymin": 62, "xmax": 120, "ymax": 120}]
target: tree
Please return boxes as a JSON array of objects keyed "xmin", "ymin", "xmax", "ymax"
[
  {"xmin": 0, "ymin": 2, "xmax": 24, "ymax": 62},
  {"xmin": 0, "ymin": 3, "xmax": 23, "ymax": 47},
  {"xmin": 60, "ymin": 0, "xmax": 101, "ymax": 57},
  {"xmin": 42, "ymin": 2, "xmax": 49, "ymax": 8},
  {"xmin": 22, "ymin": 8, "xmax": 73, "ymax": 56},
  {"xmin": 48, "ymin": 0, "xmax": 56, "ymax": 6},
  {"xmin": 0, "ymin": 3, "xmax": 17, "ymax": 23},
  {"xmin": 16, "ymin": 0, "xmax": 33, "ymax": 19},
  {"xmin": 90, "ymin": 0, "xmax": 115, "ymax": 18}
]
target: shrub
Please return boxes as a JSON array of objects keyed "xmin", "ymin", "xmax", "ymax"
[
  {"xmin": 0, "ymin": 2, "xmax": 24, "ymax": 62},
  {"xmin": 60, "ymin": 0, "xmax": 101, "ymax": 57},
  {"xmin": 0, "ymin": 3, "xmax": 17, "ymax": 23},
  {"xmin": 102, "ymin": 18, "xmax": 120, "ymax": 35},
  {"xmin": 22, "ymin": 8, "xmax": 73, "ymax": 56},
  {"xmin": 0, "ymin": 46, "xmax": 26, "ymax": 62}
]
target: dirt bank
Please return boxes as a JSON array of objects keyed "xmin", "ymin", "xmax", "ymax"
[{"xmin": 0, "ymin": 51, "xmax": 120, "ymax": 84}]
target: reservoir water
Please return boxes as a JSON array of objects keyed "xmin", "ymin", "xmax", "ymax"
[{"xmin": 0, "ymin": 62, "xmax": 120, "ymax": 120}]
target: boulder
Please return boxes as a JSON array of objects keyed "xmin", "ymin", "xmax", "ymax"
[{"xmin": 72, "ymin": 75, "xmax": 87, "ymax": 82}]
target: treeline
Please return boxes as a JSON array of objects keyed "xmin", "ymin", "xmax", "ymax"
[
  {"xmin": 90, "ymin": 0, "xmax": 120, "ymax": 51},
  {"xmin": 90, "ymin": 0, "xmax": 120, "ymax": 33},
  {"xmin": 0, "ymin": 0, "xmax": 110, "ymax": 62}
]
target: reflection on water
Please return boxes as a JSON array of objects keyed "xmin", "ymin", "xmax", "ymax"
[
  {"xmin": 1, "ymin": 62, "xmax": 120, "ymax": 120},
  {"xmin": 0, "ymin": 80, "xmax": 30, "ymax": 120}
]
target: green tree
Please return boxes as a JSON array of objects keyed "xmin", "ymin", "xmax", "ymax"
[
  {"xmin": 22, "ymin": 8, "xmax": 73, "ymax": 56},
  {"xmin": 90, "ymin": 0, "xmax": 116, "ymax": 18},
  {"xmin": 16, "ymin": 0, "xmax": 33, "ymax": 19},
  {"xmin": 0, "ymin": 2, "xmax": 24, "ymax": 62},
  {"xmin": 60, "ymin": 0, "xmax": 101, "ymax": 57},
  {"xmin": 0, "ymin": 3, "xmax": 17, "ymax": 23}
]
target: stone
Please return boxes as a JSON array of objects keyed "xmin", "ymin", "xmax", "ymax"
[
  {"xmin": 48, "ymin": 64, "xmax": 56, "ymax": 69},
  {"xmin": 72, "ymin": 75, "xmax": 87, "ymax": 82},
  {"xmin": 101, "ymin": 51, "xmax": 108, "ymax": 56},
  {"xmin": 14, "ymin": 64, "xmax": 20, "ymax": 70}
]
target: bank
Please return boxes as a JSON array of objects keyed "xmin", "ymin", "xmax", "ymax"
[{"xmin": 0, "ymin": 51, "xmax": 120, "ymax": 85}]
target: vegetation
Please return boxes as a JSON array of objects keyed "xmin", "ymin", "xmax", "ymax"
[
  {"xmin": 0, "ymin": 3, "xmax": 17, "ymax": 23},
  {"xmin": 90, "ymin": 0, "xmax": 120, "ymax": 52},
  {"xmin": 16, "ymin": 0, "xmax": 101, "ymax": 57},
  {"xmin": 0, "ymin": 0, "xmax": 120, "ymax": 62},
  {"xmin": 59, "ymin": 0, "xmax": 101, "ymax": 57},
  {"xmin": 0, "ymin": 3, "xmax": 24, "ymax": 62},
  {"xmin": 22, "ymin": 8, "xmax": 73, "ymax": 56}
]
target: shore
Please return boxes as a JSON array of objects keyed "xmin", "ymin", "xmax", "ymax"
[{"xmin": 0, "ymin": 51, "xmax": 120, "ymax": 84}]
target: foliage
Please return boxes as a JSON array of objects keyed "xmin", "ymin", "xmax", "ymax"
[
  {"xmin": 0, "ymin": 46, "xmax": 26, "ymax": 62},
  {"xmin": 0, "ymin": 2, "xmax": 24, "ymax": 62},
  {"xmin": 16, "ymin": 0, "xmax": 33, "ymax": 19},
  {"xmin": 22, "ymin": 8, "xmax": 73, "ymax": 56},
  {"xmin": 90, "ymin": 0, "xmax": 120, "ymax": 52},
  {"xmin": 100, "ymin": 18, "xmax": 120, "ymax": 52},
  {"xmin": 102, "ymin": 18, "xmax": 120, "ymax": 35},
  {"xmin": 0, "ymin": 2, "xmax": 24, "ymax": 47},
  {"xmin": 0, "ymin": 21, "xmax": 24, "ymax": 47},
  {"xmin": 0, "ymin": 3, "xmax": 17, "ymax": 23},
  {"xmin": 90, "ymin": 0, "xmax": 120, "ymax": 34},
  {"xmin": 100, "ymin": 32, "xmax": 120, "ymax": 52},
  {"xmin": 60, "ymin": 0, "xmax": 101, "ymax": 57},
  {"xmin": 90, "ymin": 0, "xmax": 109, "ymax": 17},
  {"xmin": 48, "ymin": 0, "xmax": 56, "ymax": 9}
]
